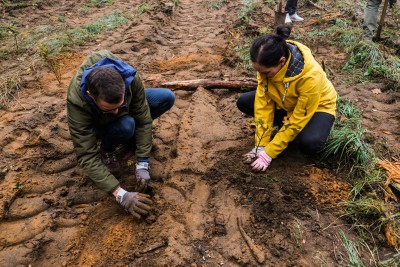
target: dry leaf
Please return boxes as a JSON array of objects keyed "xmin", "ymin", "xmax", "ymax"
[
  {"xmin": 371, "ymin": 88, "xmax": 382, "ymax": 94},
  {"xmin": 383, "ymin": 130, "xmax": 393, "ymax": 135},
  {"xmin": 378, "ymin": 159, "xmax": 400, "ymax": 202},
  {"xmin": 385, "ymin": 223, "xmax": 398, "ymax": 248},
  {"xmin": 339, "ymin": 115, "xmax": 348, "ymax": 122}
]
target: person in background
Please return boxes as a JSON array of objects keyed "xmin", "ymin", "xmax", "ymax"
[
  {"xmin": 236, "ymin": 25, "xmax": 337, "ymax": 171},
  {"xmin": 363, "ymin": 0, "xmax": 397, "ymax": 41},
  {"xmin": 67, "ymin": 50, "xmax": 175, "ymax": 219},
  {"xmin": 285, "ymin": 0, "xmax": 304, "ymax": 23}
]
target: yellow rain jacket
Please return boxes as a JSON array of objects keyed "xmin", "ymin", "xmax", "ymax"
[{"xmin": 254, "ymin": 40, "xmax": 337, "ymax": 158}]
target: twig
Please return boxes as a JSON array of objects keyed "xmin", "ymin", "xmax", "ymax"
[
  {"xmin": 237, "ymin": 217, "xmax": 265, "ymax": 264},
  {"xmin": 141, "ymin": 239, "xmax": 168, "ymax": 254},
  {"xmin": 307, "ymin": 0, "xmax": 327, "ymax": 11}
]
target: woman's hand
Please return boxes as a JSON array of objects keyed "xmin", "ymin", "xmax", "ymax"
[
  {"xmin": 243, "ymin": 146, "xmax": 264, "ymax": 163},
  {"xmin": 251, "ymin": 151, "xmax": 272, "ymax": 171}
]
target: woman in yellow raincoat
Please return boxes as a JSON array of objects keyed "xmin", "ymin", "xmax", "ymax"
[{"xmin": 237, "ymin": 25, "xmax": 337, "ymax": 171}]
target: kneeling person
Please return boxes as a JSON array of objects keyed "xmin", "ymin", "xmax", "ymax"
[{"xmin": 67, "ymin": 50, "xmax": 175, "ymax": 218}]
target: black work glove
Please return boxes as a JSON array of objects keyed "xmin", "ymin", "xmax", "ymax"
[{"xmin": 116, "ymin": 188, "xmax": 152, "ymax": 219}]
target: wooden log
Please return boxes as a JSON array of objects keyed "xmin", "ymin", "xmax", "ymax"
[{"xmin": 161, "ymin": 79, "xmax": 257, "ymax": 91}]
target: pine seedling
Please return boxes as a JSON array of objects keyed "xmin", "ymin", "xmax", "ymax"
[
  {"xmin": 254, "ymin": 118, "xmax": 268, "ymax": 156},
  {"xmin": 38, "ymin": 43, "xmax": 62, "ymax": 84}
]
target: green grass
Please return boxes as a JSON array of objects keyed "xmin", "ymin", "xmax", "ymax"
[
  {"xmin": 0, "ymin": 72, "xmax": 23, "ymax": 108},
  {"xmin": 235, "ymin": 41, "xmax": 252, "ymax": 71},
  {"xmin": 339, "ymin": 231, "xmax": 365, "ymax": 267},
  {"xmin": 344, "ymin": 195, "xmax": 387, "ymax": 229},
  {"xmin": 327, "ymin": 24, "xmax": 363, "ymax": 51},
  {"xmin": 136, "ymin": 3, "xmax": 152, "ymax": 16},
  {"xmin": 344, "ymin": 42, "xmax": 400, "ymax": 90},
  {"xmin": 38, "ymin": 11, "xmax": 128, "ymax": 57},
  {"xmin": 84, "ymin": 12, "xmax": 128, "ymax": 33},
  {"xmin": 1, "ymin": 0, "xmax": 49, "ymax": 10},
  {"xmin": 91, "ymin": 0, "xmax": 115, "ymax": 7},
  {"xmin": 322, "ymin": 97, "xmax": 400, "ymax": 254},
  {"xmin": 239, "ymin": 0, "xmax": 262, "ymax": 23},
  {"xmin": 322, "ymin": 98, "xmax": 376, "ymax": 178},
  {"xmin": 208, "ymin": 0, "xmax": 227, "ymax": 10},
  {"xmin": 323, "ymin": 18, "xmax": 400, "ymax": 90}
]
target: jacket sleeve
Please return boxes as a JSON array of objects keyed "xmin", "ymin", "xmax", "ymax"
[
  {"xmin": 265, "ymin": 72, "xmax": 321, "ymax": 158},
  {"xmin": 254, "ymin": 81, "xmax": 275, "ymax": 147},
  {"xmin": 67, "ymin": 99, "xmax": 120, "ymax": 193},
  {"xmin": 129, "ymin": 75, "xmax": 152, "ymax": 158}
]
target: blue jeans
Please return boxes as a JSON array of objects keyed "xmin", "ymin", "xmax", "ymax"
[
  {"xmin": 236, "ymin": 90, "xmax": 334, "ymax": 154},
  {"xmin": 95, "ymin": 88, "xmax": 175, "ymax": 151}
]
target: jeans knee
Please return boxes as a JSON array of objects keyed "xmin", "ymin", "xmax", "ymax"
[
  {"xmin": 164, "ymin": 89, "xmax": 176, "ymax": 110},
  {"xmin": 118, "ymin": 116, "xmax": 135, "ymax": 137}
]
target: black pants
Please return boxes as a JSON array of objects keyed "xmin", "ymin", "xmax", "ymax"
[
  {"xmin": 285, "ymin": 0, "xmax": 298, "ymax": 15},
  {"xmin": 236, "ymin": 90, "xmax": 335, "ymax": 155}
]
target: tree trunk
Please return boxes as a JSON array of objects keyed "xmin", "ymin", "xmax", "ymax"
[{"xmin": 274, "ymin": 0, "xmax": 286, "ymax": 26}]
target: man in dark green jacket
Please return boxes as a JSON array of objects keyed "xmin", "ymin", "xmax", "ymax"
[{"xmin": 67, "ymin": 50, "xmax": 175, "ymax": 219}]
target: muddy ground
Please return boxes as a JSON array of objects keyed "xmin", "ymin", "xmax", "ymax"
[{"xmin": 0, "ymin": 0, "xmax": 399, "ymax": 266}]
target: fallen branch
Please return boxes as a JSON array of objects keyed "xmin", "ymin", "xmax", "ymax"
[
  {"xmin": 237, "ymin": 217, "xmax": 265, "ymax": 264},
  {"xmin": 303, "ymin": 12, "xmax": 341, "ymax": 27},
  {"xmin": 161, "ymin": 79, "xmax": 257, "ymax": 91},
  {"xmin": 307, "ymin": 0, "xmax": 327, "ymax": 11}
]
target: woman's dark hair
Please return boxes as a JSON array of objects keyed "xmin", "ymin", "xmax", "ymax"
[
  {"xmin": 276, "ymin": 24, "xmax": 291, "ymax": 39},
  {"xmin": 86, "ymin": 67, "xmax": 125, "ymax": 104},
  {"xmin": 250, "ymin": 24, "xmax": 291, "ymax": 67}
]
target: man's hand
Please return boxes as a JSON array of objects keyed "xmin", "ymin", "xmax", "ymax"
[
  {"xmin": 251, "ymin": 151, "xmax": 272, "ymax": 171},
  {"xmin": 243, "ymin": 146, "xmax": 264, "ymax": 163},
  {"xmin": 115, "ymin": 188, "xmax": 152, "ymax": 219},
  {"xmin": 136, "ymin": 161, "xmax": 150, "ymax": 192}
]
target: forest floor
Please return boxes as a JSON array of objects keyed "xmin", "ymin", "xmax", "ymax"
[{"xmin": 0, "ymin": 0, "xmax": 399, "ymax": 266}]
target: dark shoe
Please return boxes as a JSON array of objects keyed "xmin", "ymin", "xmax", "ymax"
[{"xmin": 100, "ymin": 148, "xmax": 121, "ymax": 175}]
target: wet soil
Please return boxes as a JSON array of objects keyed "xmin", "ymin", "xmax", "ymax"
[{"xmin": 0, "ymin": 0, "xmax": 399, "ymax": 266}]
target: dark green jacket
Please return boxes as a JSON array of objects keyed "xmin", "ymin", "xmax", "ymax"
[{"xmin": 67, "ymin": 50, "xmax": 152, "ymax": 193}]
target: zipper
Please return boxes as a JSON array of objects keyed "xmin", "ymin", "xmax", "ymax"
[{"xmin": 282, "ymin": 82, "xmax": 289, "ymax": 104}]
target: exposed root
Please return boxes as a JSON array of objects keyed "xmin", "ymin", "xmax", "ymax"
[{"xmin": 237, "ymin": 217, "xmax": 265, "ymax": 264}]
